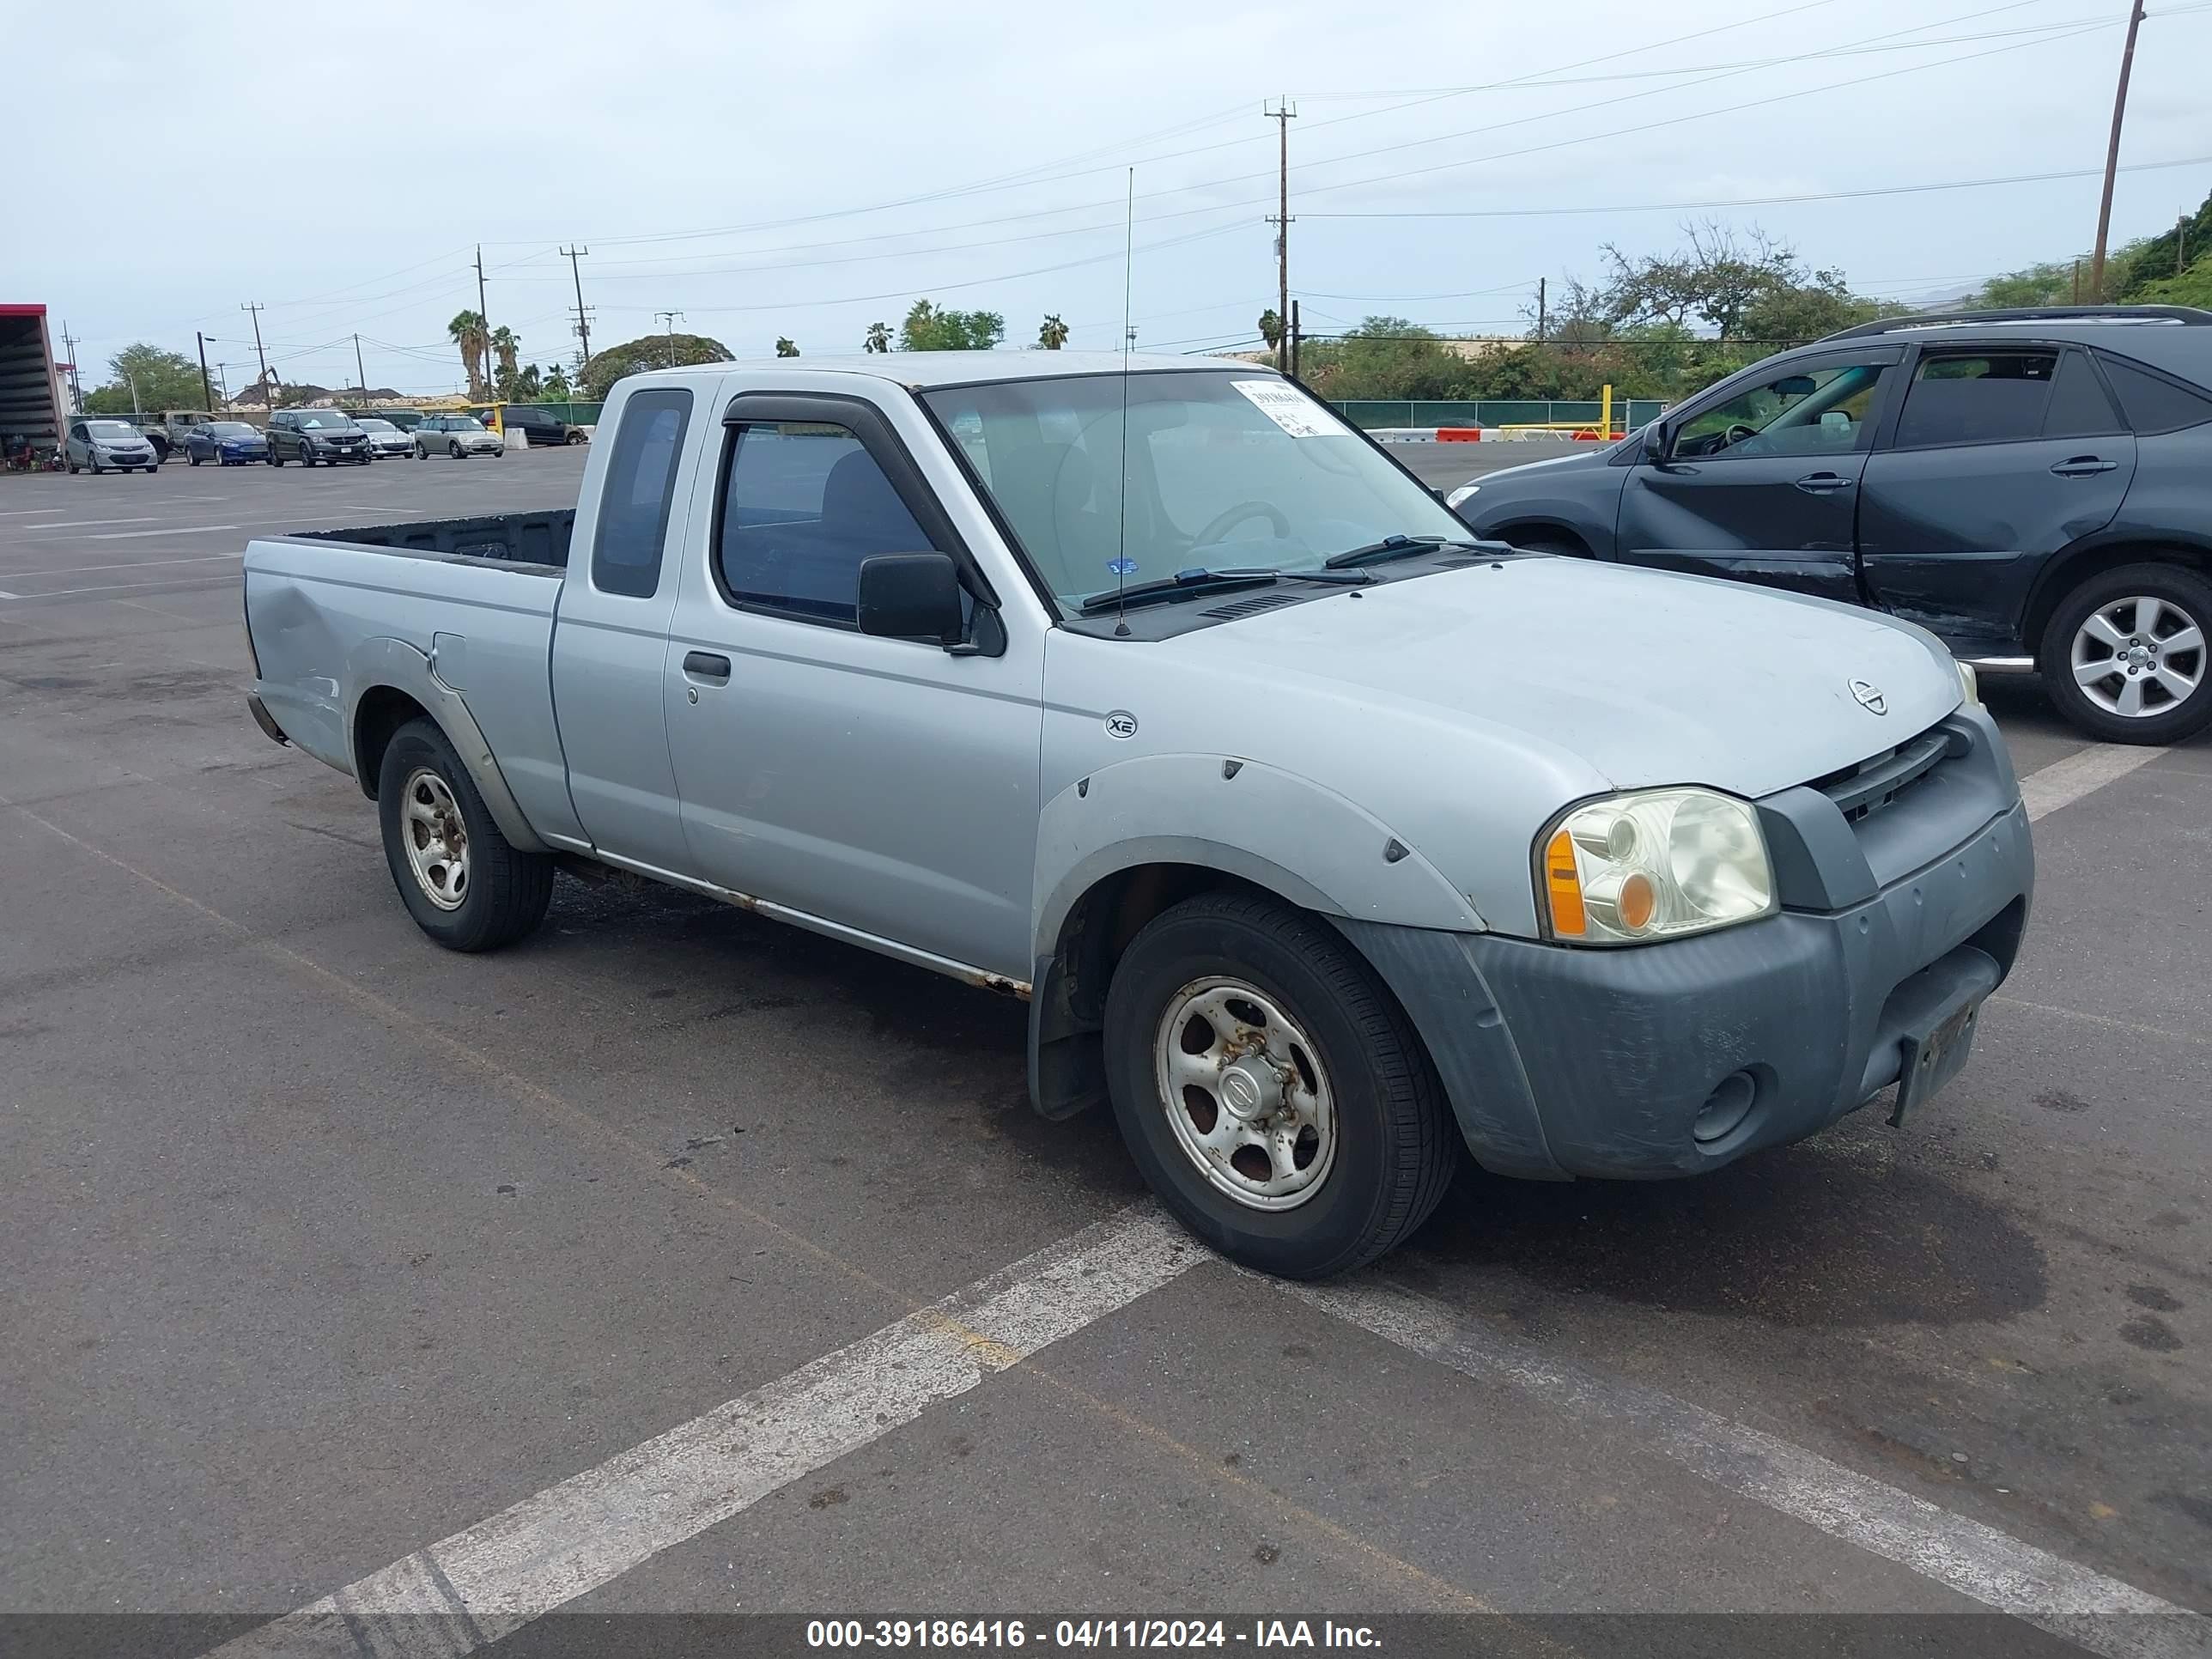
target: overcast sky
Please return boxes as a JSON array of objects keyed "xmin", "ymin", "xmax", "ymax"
[{"xmin": 10, "ymin": 0, "xmax": 2208, "ymax": 397}]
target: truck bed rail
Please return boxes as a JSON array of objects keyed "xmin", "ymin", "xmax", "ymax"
[{"xmin": 293, "ymin": 509, "xmax": 575, "ymax": 567}]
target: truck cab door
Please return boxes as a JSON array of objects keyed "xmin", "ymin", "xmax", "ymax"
[
  {"xmin": 662, "ymin": 388, "xmax": 1044, "ymax": 984},
  {"xmin": 546, "ymin": 383, "xmax": 704, "ymax": 877},
  {"xmin": 1856, "ymin": 344, "xmax": 2136, "ymax": 654},
  {"xmin": 1618, "ymin": 348, "xmax": 1902, "ymax": 602}
]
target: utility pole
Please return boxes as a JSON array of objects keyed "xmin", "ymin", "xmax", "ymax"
[
  {"xmin": 240, "ymin": 303, "xmax": 270, "ymax": 401},
  {"xmin": 2089, "ymin": 0, "xmax": 2148, "ymax": 303},
  {"xmin": 561, "ymin": 245, "xmax": 593, "ymax": 369},
  {"xmin": 60, "ymin": 322, "xmax": 83, "ymax": 407},
  {"xmin": 2071, "ymin": 259, "xmax": 2082, "ymax": 303},
  {"xmin": 353, "ymin": 334, "xmax": 367, "ymax": 402},
  {"xmin": 1536, "ymin": 277, "xmax": 1547, "ymax": 342},
  {"xmin": 1265, "ymin": 97, "xmax": 1297, "ymax": 374},
  {"xmin": 196, "ymin": 331, "xmax": 214, "ymax": 411},
  {"xmin": 474, "ymin": 246, "xmax": 494, "ymax": 401},
  {"xmin": 655, "ymin": 310, "xmax": 684, "ymax": 369},
  {"xmin": 1289, "ymin": 301, "xmax": 1303, "ymax": 381},
  {"xmin": 215, "ymin": 363, "xmax": 233, "ymax": 404},
  {"xmin": 2180, "ymin": 209, "xmax": 2190, "ymax": 276}
]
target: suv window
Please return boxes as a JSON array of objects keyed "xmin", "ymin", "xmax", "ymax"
[
  {"xmin": 2039, "ymin": 349, "xmax": 2124, "ymax": 440},
  {"xmin": 2096, "ymin": 354, "xmax": 2212, "ymax": 434},
  {"xmin": 590, "ymin": 388, "xmax": 692, "ymax": 599},
  {"xmin": 716, "ymin": 422, "xmax": 931, "ymax": 625},
  {"xmin": 1673, "ymin": 362, "xmax": 1887, "ymax": 459},
  {"xmin": 1892, "ymin": 351, "xmax": 2057, "ymax": 448}
]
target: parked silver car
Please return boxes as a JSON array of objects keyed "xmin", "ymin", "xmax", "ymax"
[
  {"xmin": 411, "ymin": 414, "xmax": 504, "ymax": 459},
  {"xmin": 356, "ymin": 417, "xmax": 415, "ymax": 459},
  {"xmin": 64, "ymin": 418, "xmax": 161, "ymax": 474},
  {"xmin": 242, "ymin": 355, "xmax": 2033, "ymax": 1277}
]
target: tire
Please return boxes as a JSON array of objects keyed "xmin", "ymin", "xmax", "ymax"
[
  {"xmin": 88, "ymin": 459, "xmax": 101, "ymax": 475},
  {"xmin": 449, "ymin": 441, "xmax": 464, "ymax": 459},
  {"xmin": 565, "ymin": 431, "xmax": 583, "ymax": 446},
  {"xmin": 416, "ymin": 444, "xmax": 428, "ymax": 460},
  {"xmin": 67, "ymin": 460, "xmax": 78, "ymax": 474},
  {"xmin": 1102, "ymin": 892, "xmax": 1456, "ymax": 1278},
  {"xmin": 376, "ymin": 718, "xmax": 554, "ymax": 951},
  {"xmin": 189, "ymin": 451, "xmax": 202, "ymax": 465},
  {"xmin": 2038, "ymin": 562, "xmax": 2212, "ymax": 745},
  {"xmin": 301, "ymin": 450, "xmax": 316, "ymax": 467}
]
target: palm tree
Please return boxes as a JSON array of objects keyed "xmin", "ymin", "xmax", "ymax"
[
  {"xmin": 447, "ymin": 310, "xmax": 487, "ymax": 401},
  {"xmin": 1257, "ymin": 308, "xmax": 1285, "ymax": 351},
  {"xmin": 863, "ymin": 321, "xmax": 892, "ymax": 354},
  {"xmin": 775, "ymin": 337, "xmax": 800, "ymax": 358},
  {"xmin": 1037, "ymin": 314, "xmax": 1069, "ymax": 349},
  {"xmin": 489, "ymin": 326, "xmax": 520, "ymax": 396}
]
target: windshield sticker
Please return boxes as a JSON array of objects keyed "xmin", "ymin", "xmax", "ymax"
[
  {"xmin": 1231, "ymin": 380, "xmax": 1347, "ymax": 439},
  {"xmin": 1106, "ymin": 556, "xmax": 1139, "ymax": 575}
]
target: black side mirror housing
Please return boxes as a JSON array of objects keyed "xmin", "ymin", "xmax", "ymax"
[
  {"xmin": 857, "ymin": 552, "xmax": 966, "ymax": 648},
  {"xmin": 1640, "ymin": 422, "xmax": 1670, "ymax": 461}
]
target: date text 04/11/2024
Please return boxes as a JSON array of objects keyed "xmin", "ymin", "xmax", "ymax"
[{"xmin": 805, "ymin": 1620, "xmax": 1382, "ymax": 1649}]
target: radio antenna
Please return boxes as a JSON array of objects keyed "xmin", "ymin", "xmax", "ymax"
[{"xmin": 1112, "ymin": 166, "xmax": 1135, "ymax": 638}]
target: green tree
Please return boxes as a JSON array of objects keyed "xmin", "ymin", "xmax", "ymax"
[
  {"xmin": 2128, "ymin": 253, "xmax": 2212, "ymax": 308},
  {"xmin": 1256, "ymin": 308, "xmax": 1284, "ymax": 351},
  {"xmin": 1300, "ymin": 317, "xmax": 1468, "ymax": 401},
  {"xmin": 1037, "ymin": 313, "xmax": 1069, "ymax": 349},
  {"xmin": 448, "ymin": 310, "xmax": 488, "ymax": 400},
  {"xmin": 84, "ymin": 343, "xmax": 206, "ymax": 413},
  {"xmin": 580, "ymin": 332, "xmax": 735, "ymax": 398},
  {"xmin": 775, "ymin": 336, "xmax": 800, "ymax": 357},
  {"xmin": 898, "ymin": 300, "xmax": 1004, "ymax": 351},
  {"xmin": 864, "ymin": 321, "xmax": 892, "ymax": 353},
  {"xmin": 541, "ymin": 363, "xmax": 572, "ymax": 401}
]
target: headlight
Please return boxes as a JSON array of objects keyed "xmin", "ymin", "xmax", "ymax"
[
  {"xmin": 1445, "ymin": 483, "xmax": 1480, "ymax": 509},
  {"xmin": 1537, "ymin": 787, "xmax": 1775, "ymax": 945},
  {"xmin": 1955, "ymin": 659, "xmax": 1979, "ymax": 707}
]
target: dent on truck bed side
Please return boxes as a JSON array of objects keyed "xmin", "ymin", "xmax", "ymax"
[
  {"xmin": 1030, "ymin": 753, "xmax": 1486, "ymax": 966},
  {"xmin": 341, "ymin": 635, "xmax": 553, "ymax": 854}
]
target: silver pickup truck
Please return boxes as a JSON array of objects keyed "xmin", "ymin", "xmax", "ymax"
[{"xmin": 243, "ymin": 353, "xmax": 2033, "ymax": 1276}]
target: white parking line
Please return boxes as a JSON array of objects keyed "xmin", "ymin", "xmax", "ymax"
[
  {"xmin": 1291, "ymin": 1276, "xmax": 2207, "ymax": 1659},
  {"xmin": 7, "ymin": 515, "xmax": 165, "ymax": 530},
  {"xmin": 210, "ymin": 1208, "xmax": 1200, "ymax": 1657},
  {"xmin": 0, "ymin": 552, "xmax": 243, "ymax": 578},
  {"xmin": 79, "ymin": 524, "xmax": 242, "ymax": 540},
  {"xmin": 2022, "ymin": 744, "xmax": 2164, "ymax": 821}
]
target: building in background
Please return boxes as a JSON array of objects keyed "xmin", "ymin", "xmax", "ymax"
[{"xmin": 0, "ymin": 305, "xmax": 70, "ymax": 454}]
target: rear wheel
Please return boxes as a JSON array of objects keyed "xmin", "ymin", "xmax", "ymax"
[
  {"xmin": 1102, "ymin": 893, "xmax": 1456, "ymax": 1278},
  {"xmin": 376, "ymin": 719, "xmax": 554, "ymax": 951},
  {"xmin": 2039, "ymin": 562, "xmax": 2212, "ymax": 744},
  {"xmin": 189, "ymin": 451, "xmax": 202, "ymax": 465},
  {"xmin": 564, "ymin": 430, "xmax": 583, "ymax": 446}
]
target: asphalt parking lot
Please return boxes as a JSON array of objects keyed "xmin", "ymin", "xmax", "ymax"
[{"xmin": 3, "ymin": 448, "xmax": 2209, "ymax": 1657}]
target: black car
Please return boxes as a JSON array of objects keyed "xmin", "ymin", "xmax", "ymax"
[
  {"xmin": 498, "ymin": 404, "xmax": 587, "ymax": 447},
  {"xmin": 1449, "ymin": 306, "xmax": 2212, "ymax": 744},
  {"xmin": 266, "ymin": 409, "xmax": 373, "ymax": 466}
]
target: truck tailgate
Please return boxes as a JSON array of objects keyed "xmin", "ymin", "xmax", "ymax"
[{"xmin": 244, "ymin": 536, "xmax": 575, "ymax": 842}]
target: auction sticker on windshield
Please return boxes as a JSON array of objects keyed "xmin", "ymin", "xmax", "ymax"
[{"xmin": 1232, "ymin": 380, "xmax": 1348, "ymax": 439}]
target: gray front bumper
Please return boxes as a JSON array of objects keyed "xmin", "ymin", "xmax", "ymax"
[{"xmin": 1344, "ymin": 713, "xmax": 2033, "ymax": 1181}]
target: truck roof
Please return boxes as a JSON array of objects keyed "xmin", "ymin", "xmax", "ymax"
[{"xmin": 628, "ymin": 350, "xmax": 1265, "ymax": 388}]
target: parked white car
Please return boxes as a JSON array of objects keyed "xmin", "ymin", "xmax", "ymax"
[
  {"xmin": 412, "ymin": 415, "xmax": 505, "ymax": 459},
  {"xmin": 356, "ymin": 417, "xmax": 415, "ymax": 459}
]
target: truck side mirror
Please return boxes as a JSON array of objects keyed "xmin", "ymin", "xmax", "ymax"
[{"xmin": 857, "ymin": 552, "xmax": 965, "ymax": 647}]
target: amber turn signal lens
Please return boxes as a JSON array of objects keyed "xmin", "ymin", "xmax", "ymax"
[
  {"xmin": 1544, "ymin": 827, "xmax": 1586, "ymax": 937},
  {"xmin": 1618, "ymin": 871, "xmax": 1656, "ymax": 932}
]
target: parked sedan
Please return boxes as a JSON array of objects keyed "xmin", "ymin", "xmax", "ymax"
[
  {"xmin": 1448, "ymin": 305, "xmax": 2212, "ymax": 744},
  {"xmin": 64, "ymin": 418, "xmax": 161, "ymax": 474},
  {"xmin": 412, "ymin": 414, "xmax": 504, "ymax": 459},
  {"xmin": 183, "ymin": 421, "xmax": 270, "ymax": 466},
  {"xmin": 356, "ymin": 417, "xmax": 415, "ymax": 459}
]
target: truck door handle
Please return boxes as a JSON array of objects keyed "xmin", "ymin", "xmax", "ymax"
[
  {"xmin": 2051, "ymin": 457, "xmax": 2118, "ymax": 477},
  {"xmin": 682, "ymin": 651, "xmax": 732, "ymax": 683},
  {"xmin": 1794, "ymin": 472, "xmax": 1853, "ymax": 494}
]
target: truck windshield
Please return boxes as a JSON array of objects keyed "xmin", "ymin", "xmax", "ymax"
[{"xmin": 921, "ymin": 371, "xmax": 1467, "ymax": 611}]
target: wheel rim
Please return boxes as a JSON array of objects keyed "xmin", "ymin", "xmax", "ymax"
[
  {"xmin": 2069, "ymin": 594, "xmax": 2205, "ymax": 719},
  {"xmin": 399, "ymin": 767, "xmax": 469, "ymax": 910},
  {"xmin": 1152, "ymin": 977, "xmax": 1337, "ymax": 1212}
]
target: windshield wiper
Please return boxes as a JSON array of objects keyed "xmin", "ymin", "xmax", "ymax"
[
  {"xmin": 1076, "ymin": 566, "xmax": 1366, "ymax": 616},
  {"xmin": 1323, "ymin": 533, "xmax": 1497, "ymax": 569}
]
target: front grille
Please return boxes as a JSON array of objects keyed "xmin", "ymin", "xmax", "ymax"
[{"xmin": 1811, "ymin": 723, "xmax": 1960, "ymax": 823}]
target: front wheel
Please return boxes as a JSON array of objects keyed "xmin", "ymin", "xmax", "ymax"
[
  {"xmin": 564, "ymin": 431, "xmax": 583, "ymax": 446},
  {"xmin": 1102, "ymin": 893, "xmax": 1456, "ymax": 1278},
  {"xmin": 449, "ymin": 441, "xmax": 465, "ymax": 459},
  {"xmin": 2039, "ymin": 562, "xmax": 2212, "ymax": 745},
  {"xmin": 376, "ymin": 719, "xmax": 554, "ymax": 951}
]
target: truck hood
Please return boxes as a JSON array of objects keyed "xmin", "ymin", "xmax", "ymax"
[{"xmin": 1176, "ymin": 557, "xmax": 1961, "ymax": 799}]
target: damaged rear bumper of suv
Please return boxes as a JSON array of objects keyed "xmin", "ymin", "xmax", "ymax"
[{"xmin": 1344, "ymin": 705, "xmax": 2033, "ymax": 1181}]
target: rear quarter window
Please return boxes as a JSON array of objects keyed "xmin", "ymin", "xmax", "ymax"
[
  {"xmin": 591, "ymin": 388, "xmax": 693, "ymax": 599},
  {"xmin": 2096, "ymin": 354, "xmax": 2212, "ymax": 435}
]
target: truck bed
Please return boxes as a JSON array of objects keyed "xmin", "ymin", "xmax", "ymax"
[
  {"xmin": 244, "ymin": 510, "xmax": 582, "ymax": 846},
  {"xmin": 293, "ymin": 507, "xmax": 576, "ymax": 567}
]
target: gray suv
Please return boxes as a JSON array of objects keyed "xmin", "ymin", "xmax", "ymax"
[
  {"xmin": 266, "ymin": 409, "xmax": 372, "ymax": 467},
  {"xmin": 1449, "ymin": 307, "xmax": 2212, "ymax": 744}
]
